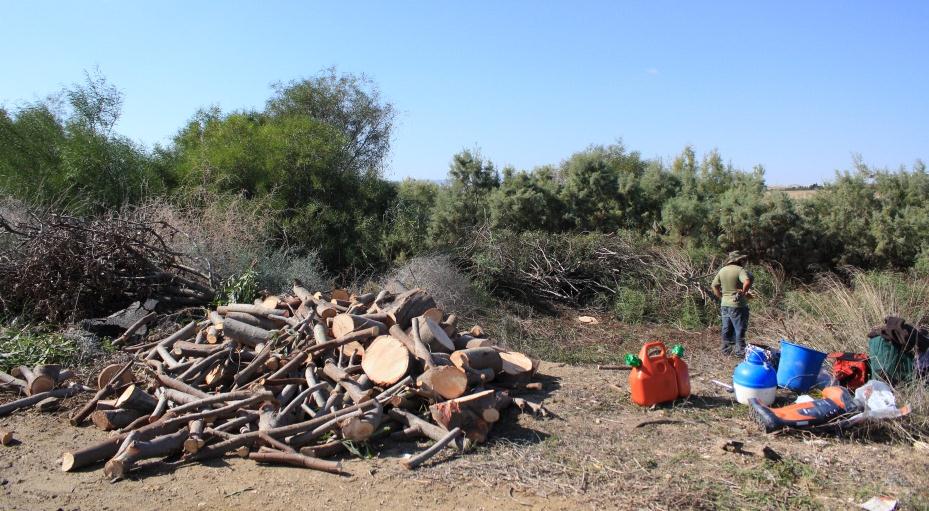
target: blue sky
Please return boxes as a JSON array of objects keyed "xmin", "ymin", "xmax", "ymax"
[{"xmin": 3, "ymin": 1, "xmax": 927, "ymax": 185}]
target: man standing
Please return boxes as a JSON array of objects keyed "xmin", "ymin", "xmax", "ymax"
[{"xmin": 712, "ymin": 251, "xmax": 753, "ymax": 357}]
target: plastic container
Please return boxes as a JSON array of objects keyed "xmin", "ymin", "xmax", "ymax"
[
  {"xmin": 668, "ymin": 344, "xmax": 691, "ymax": 398},
  {"xmin": 733, "ymin": 345, "xmax": 777, "ymax": 405},
  {"xmin": 776, "ymin": 339, "xmax": 828, "ymax": 393},
  {"xmin": 628, "ymin": 341, "xmax": 680, "ymax": 406}
]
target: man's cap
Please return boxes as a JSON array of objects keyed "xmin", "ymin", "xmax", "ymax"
[{"xmin": 724, "ymin": 251, "xmax": 748, "ymax": 265}]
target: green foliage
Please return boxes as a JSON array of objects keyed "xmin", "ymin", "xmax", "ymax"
[
  {"xmin": 0, "ymin": 325, "xmax": 79, "ymax": 372},
  {"xmin": 430, "ymin": 149, "xmax": 499, "ymax": 245},
  {"xmin": 214, "ymin": 268, "xmax": 259, "ymax": 306},
  {"xmin": 613, "ymin": 287, "xmax": 649, "ymax": 323}
]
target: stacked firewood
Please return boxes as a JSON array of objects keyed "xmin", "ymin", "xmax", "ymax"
[
  {"xmin": 34, "ymin": 282, "xmax": 544, "ymax": 480},
  {"xmin": 0, "ymin": 364, "xmax": 89, "ymax": 416}
]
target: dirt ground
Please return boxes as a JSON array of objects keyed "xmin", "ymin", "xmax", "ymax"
[{"xmin": 2, "ymin": 328, "xmax": 927, "ymax": 511}]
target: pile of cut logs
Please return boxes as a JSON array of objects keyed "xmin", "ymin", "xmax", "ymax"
[{"xmin": 0, "ymin": 282, "xmax": 547, "ymax": 479}]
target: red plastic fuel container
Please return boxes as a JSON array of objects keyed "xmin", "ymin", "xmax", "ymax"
[
  {"xmin": 627, "ymin": 341, "xmax": 680, "ymax": 406},
  {"xmin": 668, "ymin": 344, "xmax": 691, "ymax": 398}
]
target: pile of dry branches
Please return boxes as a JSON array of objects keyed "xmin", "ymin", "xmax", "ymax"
[
  {"xmin": 0, "ymin": 211, "xmax": 214, "ymax": 322},
  {"xmin": 461, "ymin": 227, "xmax": 716, "ymax": 310},
  {"xmin": 1, "ymin": 284, "xmax": 547, "ymax": 479}
]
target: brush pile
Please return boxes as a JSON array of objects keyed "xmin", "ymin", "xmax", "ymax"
[
  {"xmin": 1, "ymin": 282, "xmax": 547, "ymax": 480},
  {"xmin": 0, "ymin": 211, "xmax": 215, "ymax": 322}
]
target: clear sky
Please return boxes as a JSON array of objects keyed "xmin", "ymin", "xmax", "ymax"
[{"xmin": 3, "ymin": 1, "xmax": 927, "ymax": 185}]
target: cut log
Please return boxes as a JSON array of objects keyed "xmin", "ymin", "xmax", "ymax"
[
  {"xmin": 1, "ymin": 429, "xmax": 13, "ymax": 446},
  {"xmin": 415, "ymin": 317, "xmax": 456, "ymax": 354},
  {"xmin": 0, "ymin": 370, "xmax": 26, "ymax": 390},
  {"xmin": 330, "ymin": 288, "xmax": 351, "ymax": 302},
  {"xmin": 331, "ymin": 313, "xmax": 387, "ymax": 339},
  {"xmin": 71, "ymin": 362, "xmax": 134, "ymax": 426},
  {"xmin": 429, "ymin": 390, "xmax": 499, "ymax": 443},
  {"xmin": 450, "ymin": 348, "xmax": 503, "ymax": 373},
  {"xmin": 401, "ymin": 427, "xmax": 462, "ymax": 470},
  {"xmin": 385, "ymin": 288, "xmax": 437, "ymax": 329},
  {"xmin": 221, "ymin": 318, "xmax": 273, "ymax": 348},
  {"xmin": 340, "ymin": 400, "xmax": 383, "ymax": 442},
  {"xmin": 323, "ymin": 360, "xmax": 373, "ymax": 404},
  {"xmin": 496, "ymin": 350, "xmax": 539, "ymax": 387},
  {"xmin": 217, "ymin": 303, "xmax": 280, "ymax": 317},
  {"xmin": 388, "ymin": 408, "xmax": 466, "ymax": 451},
  {"xmin": 19, "ymin": 366, "xmax": 54, "ymax": 396},
  {"xmin": 465, "ymin": 338, "xmax": 495, "ymax": 349},
  {"xmin": 91, "ymin": 409, "xmax": 142, "ymax": 431},
  {"xmin": 0, "ymin": 383, "xmax": 87, "ymax": 417},
  {"xmin": 248, "ymin": 451, "xmax": 343, "ymax": 474},
  {"xmin": 37, "ymin": 396, "xmax": 61, "ymax": 412},
  {"xmin": 224, "ymin": 311, "xmax": 279, "ymax": 331},
  {"xmin": 361, "ymin": 336, "xmax": 411, "ymax": 386},
  {"xmin": 183, "ymin": 419, "xmax": 205, "ymax": 455},
  {"xmin": 155, "ymin": 373, "xmax": 210, "ymax": 399},
  {"xmin": 97, "ymin": 363, "xmax": 135, "ymax": 389},
  {"xmin": 104, "ymin": 428, "xmax": 189, "ymax": 480},
  {"xmin": 300, "ymin": 440, "xmax": 345, "ymax": 458},
  {"xmin": 114, "ymin": 385, "xmax": 159, "ymax": 414},
  {"xmin": 416, "ymin": 365, "xmax": 468, "ymax": 400}
]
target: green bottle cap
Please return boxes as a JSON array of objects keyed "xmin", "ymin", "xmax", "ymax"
[
  {"xmin": 670, "ymin": 344, "xmax": 685, "ymax": 357},
  {"xmin": 624, "ymin": 353, "xmax": 642, "ymax": 367}
]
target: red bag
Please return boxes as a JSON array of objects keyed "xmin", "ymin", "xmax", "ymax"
[{"xmin": 828, "ymin": 352, "xmax": 869, "ymax": 390}]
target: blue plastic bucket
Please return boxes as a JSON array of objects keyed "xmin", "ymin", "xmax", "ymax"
[{"xmin": 776, "ymin": 339, "xmax": 828, "ymax": 392}]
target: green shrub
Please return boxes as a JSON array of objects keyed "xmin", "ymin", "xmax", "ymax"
[
  {"xmin": 613, "ymin": 287, "xmax": 649, "ymax": 323},
  {"xmin": 0, "ymin": 325, "xmax": 80, "ymax": 372}
]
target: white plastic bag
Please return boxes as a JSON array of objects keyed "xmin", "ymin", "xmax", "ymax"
[{"xmin": 855, "ymin": 380, "xmax": 906, "ymax": 420}]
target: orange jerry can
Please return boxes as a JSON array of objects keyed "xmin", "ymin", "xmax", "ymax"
[
  {"xmin": 668, "ymin": 344, "xmax": 691, "ymax": 398},
  {"xmin": 627, "ymin": 341, "xmax": 680, "ymax": 406}
]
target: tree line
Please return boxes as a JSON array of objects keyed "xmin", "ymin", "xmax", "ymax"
[{"xmin": 2, "ymin": 70, "xmax": 927, "ymax": 277}]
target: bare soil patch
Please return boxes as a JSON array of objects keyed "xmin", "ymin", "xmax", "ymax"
[{"xmin": 2, "ymin": 321, "xmax": 927, "ymax": 510}]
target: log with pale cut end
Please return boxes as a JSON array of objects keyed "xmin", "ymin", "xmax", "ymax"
[
  {"xmin": 340, "ymin": 401, "xmax": 383, "ymax": 441},
  {"xmin": 97, "ymin": 364, "xmax": 135, "ymax": 389},
  {"xmin": 450, "ymin": 347, "xmax": 503, "ymax": 373},
  {"xmin": 104, "ymin": 428, "xmax": 189, "ymax": 480},
  {"xmin": 496, "ymin": 350, "xmax": 539, "ymax": 387},
  {"xmin": 331, "ymin": 313, "xmax": 387, "ymax": 339},
  {"xmin": 416, "ymin": 365, "xmax": 468, "ymax": 400},
  {"xmin": 339, "ymin": 340, "xmax": 365, "ymax": 360},
  {"xmin": 429, "ymin": 389, "xmax": 500, "ymax": 443},
  {"xmin": 91, "ymin": 408, "xmax": 142, "ymax": 431},
  {"xmin": 316, "ymin": 302, "xmax": 338, "ymax": 320},
  {"xmin": 420, "ymin": 307, "xmax": 444, "ymax": 324},
  {"xmin": 114, "ymin": 384, "xmax": 159, "ymax": 414},
  {"xmin": 19, "ymin": 366, "xmax": 54, "ymax": 396},
  {"xmin": 248, "ymin": 451, "xmax": 343, "ymax": 474},
  {"xmin": 416, "ymin": 317, "xmax": 455, "ymax": 354},
  {"xmin": 330, "ymin": 288, "xmax": 351, "ymax": 302},
  {"xmin": 385, "ymin": 288, "xmax": 436, "ymax": 329},
  {"xmin": 361, "ymin": 336, "xmax": 411, "ymax": 386},
  {"xmin": 465, "ymin": 338, "xmax": 495, "ymax": 349},
  {"xmin": 1, "ymin": 429, "xmax": 13, "ymax": 446}
]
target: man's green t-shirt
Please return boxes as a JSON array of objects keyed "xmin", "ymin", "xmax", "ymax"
[{"xmin": 712, "ymin": 264, "xmax": 751, "ymax": 308}]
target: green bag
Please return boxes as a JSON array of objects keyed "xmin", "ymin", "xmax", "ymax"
[{"xmin": 867, "ymin": 335, "xmax": 913, "ymax": 383}]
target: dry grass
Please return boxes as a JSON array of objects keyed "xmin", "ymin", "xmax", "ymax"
[{"xmin": 757, "ymin": 270, "xmax": 929, "ymax": 438}]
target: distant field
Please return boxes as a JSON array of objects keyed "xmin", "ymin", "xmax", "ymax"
[{"xmin": 768, "ymin": 186, "xmax": 820, "ymax": 200}]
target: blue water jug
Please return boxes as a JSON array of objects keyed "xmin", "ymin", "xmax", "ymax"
[
  {"xmin": 776, "ymin": 339, "xmax": 828, "ymax": 392},
  {"xmin": 733, "ymin": 345, "xmax": 777, "ymax": 405}
]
